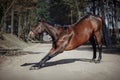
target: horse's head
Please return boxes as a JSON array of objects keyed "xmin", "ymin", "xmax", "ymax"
[
  {"xmin": 28, "ymin": 20, "xmax": 61, "ymax": 41},
  {"xmin": 28, "ymin": 21, "xmax": 45, "ymax": 40}
]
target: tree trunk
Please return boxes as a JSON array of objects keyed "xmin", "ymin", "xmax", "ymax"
[
  {"xmin": 70, "ymin": 10, "xmax": 73, "ymax": 24},
  {"xmin": 100, "ymin": 0, "xmax": 112, "ymax": 48},
  {"xmin": 113, "ymin": 0, "xmax": 119, "ymax": 40},
  {"xmin": 11, "ymin": 7, "xmax": 14, "ymax": 34},
  {"xmin": 3, "ymin": 15, "xmax": 6, "ymax": 32},
  {"xmin": 18, "ymin": 14, "xmax": 21, "ymax": 38},
  {"xmin": 92, "ymin": 0, "xmax": 96, "ymax": 15},
  {"xmin": 74, "ymin": 0, "xmax": 80, "ymax": 19}
]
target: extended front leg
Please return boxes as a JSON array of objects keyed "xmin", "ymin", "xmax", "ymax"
[
  {"xmin": 30, "ymin": 34, "xmax": 72, "ymax": 69},
  {"xmin": 30, "ymin": 48, "xmax": 59, "ymax": 70},
  {"xmin": 38, "ymin": 54, "xmax": 53, "ymax": 67},
  {"xmin": 30, "ymin": 44, "xmax": 66, "ymax": 69},
  {"xmin": 37, "ymin": 41, "xmax": 68, "ymax": 69},
  {"xmin": 38, "ymin": 50, "xmax": 59, "ymax": 68},
  {"xmin": 38, "ymin": 34, "xmax": 72, "ymax": 68}
]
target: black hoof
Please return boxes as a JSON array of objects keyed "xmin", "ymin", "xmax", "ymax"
[{"xmin": 29, "ymin": 63, "xmax": 45, "ymax": 70}]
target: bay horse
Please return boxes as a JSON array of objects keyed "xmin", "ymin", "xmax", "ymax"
[{"xmin": 28, "ymin": 14, "xmax": 102, "ymax": 69}]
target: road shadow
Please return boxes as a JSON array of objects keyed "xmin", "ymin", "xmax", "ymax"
[
  {"xmin": 102, "ymin": 48, "xmax": 120, "ymax": 55},
  {"xmin": 4, "ymin": 51, "xmax": 44, "ymax": 56},
  {"xmin": 19, "ymin": 51, "xmax": 43, "ymax": 54},
  {"xmin": 76, "ymin": 46, "xmax": 93, "ymax": 51},
  {"xmin": 21, "ymin": 58, "xmax": 92, "ymax": 69},
  {"xmin": 76, "ymin": 46, "xmax": 120, "ymax": 55}
]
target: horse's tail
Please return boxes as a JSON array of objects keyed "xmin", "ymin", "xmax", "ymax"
[{"xmin": 102, "ymin": 18, "xmax": 112, "ymax": 48}]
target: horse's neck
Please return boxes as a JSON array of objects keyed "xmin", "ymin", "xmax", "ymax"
[{"xmin": 44, "ymin": 23, "xmax": 58, "ymax": 40}]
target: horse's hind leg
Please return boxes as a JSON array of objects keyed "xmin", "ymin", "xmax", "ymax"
[
  {"xmin": 90, "ymin": 35, "xmax": 97, "ymax": 62},
  {"xmin": 94, "ymin": 31, "xmax": 102, "ymax": 63}
]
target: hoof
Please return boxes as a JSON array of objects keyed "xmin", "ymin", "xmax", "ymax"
[{"xmin": 29, "ymin": 63, "xmax": 45, "ymax": 70}]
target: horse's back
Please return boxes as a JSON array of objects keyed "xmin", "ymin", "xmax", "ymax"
[
  {"xmin": 64, "ymin": 15, "xmax": 102, "ymax": 50},
  {"xmin": 76, "ymin": 15, "xmax": 102, "ymax": 32},
  {"xmin": 89, "ymin": 15, "xmax": 102, "ymax": 31}
]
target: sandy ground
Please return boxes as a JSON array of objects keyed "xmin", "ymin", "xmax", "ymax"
[{"xmin": 0, "ymin": 43, "xmax": 120, "ymax": 80}]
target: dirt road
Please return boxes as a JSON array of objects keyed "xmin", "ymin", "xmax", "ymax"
[{"xmin": 0, "ymin": 43, "xmax": 120, "ymax": 80}]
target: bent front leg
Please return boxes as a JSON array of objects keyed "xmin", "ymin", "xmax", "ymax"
[
  {"xmin": 30, "ymin": 48, "xmax": 58, "ymax": 70},
  {"xmin": 38, "ymin": 50, "xmax": 59, "ymax": 68},
  {"xmin": 38, "ymin": 45, "xmax": 66, "ymax": 68},
  {"xmin": 38, "ymin": 34, "xmax": 72, "ymax": 68},
  {"xmin": 38, "ymin": 54, "xmax": 52, "ymax": 67}
]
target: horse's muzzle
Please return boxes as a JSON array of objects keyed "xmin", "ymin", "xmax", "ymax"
[{"xmin": 28, "ymin": 31, "xmax": 35, "ymax": 40}]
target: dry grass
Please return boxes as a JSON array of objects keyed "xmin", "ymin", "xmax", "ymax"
[{"xmin": 0, "ymin": 33, "xmax": 28, "ymax": 49}]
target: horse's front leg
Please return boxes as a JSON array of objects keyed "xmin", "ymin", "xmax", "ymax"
[
  {"xmin": 38, "ymin": 48, "xmax": 59, "ymax": 68},
  {"xmin": 30, "ymin": 43, "xmax": 66, "ymax": 70},
  {"xmin": 30, "ymin": 34, "xmax": 72, "ymax": 70},
  {"xmin": 37, "ymin": 34, "xmax": 72, "ymax": 68},
  {"xmin": 29, "ymin": 48, "xmax": 59, "ymax": 70}
]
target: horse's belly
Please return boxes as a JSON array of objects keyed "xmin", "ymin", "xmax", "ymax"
[{"xmin": 65, "ymin": 44, "xmax": 81, "ymax": 51}]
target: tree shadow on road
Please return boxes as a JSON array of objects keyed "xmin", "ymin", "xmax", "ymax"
[
  {"xmin": 76, "ymin": 46, "xmax": 120, "ymax": 55},
  {"xmin": 21, "ymin": 58, "xmax": 92, "ymax": 69},
  {"xmin": 4, "ymin": 51, "xmax": 43, "ymax": 56}
]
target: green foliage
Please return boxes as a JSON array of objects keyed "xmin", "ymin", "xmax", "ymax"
[
  {"xmin": 36, "ymin": 0, "xmax": 50, "ymax": 20},
  {"xmin": 0, "ymin": 0, "xmax": 13, "ymax": 23},
  {"xmin": 35, "ymin": 0, "xmax": 81, "ymax": 24},
  {"xmin": 49, "ymin": 0, "xmax": 71, "ymax": 24}
]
